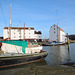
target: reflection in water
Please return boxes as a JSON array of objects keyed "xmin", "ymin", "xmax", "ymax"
[
  {"xmin": 43, "ymin": 45, "xmax": 72, "ymax": 65},
  {"xmin": 67, "ymin": 48, "xmax": 71, "ymax": 62}
]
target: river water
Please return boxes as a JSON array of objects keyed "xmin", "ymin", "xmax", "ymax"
[
  {"xmin": 0, "ymin": 43, "xmax": 75, "ymax": 75},
  {"xmin": 43, "ymin": 43, "xmax": 75, "ymax": 65}
]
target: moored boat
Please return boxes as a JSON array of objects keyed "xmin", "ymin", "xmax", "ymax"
[
  {"xmin": 0, "ymin": 5, "xmax": 48, "ymax": 68},
  {"xmin": 0, "ymin": 40, "xmax": 48, "ymax": 68},
  {"xmin": 42, "ymin": 42, "xmax": 66, "ymax": 46}
]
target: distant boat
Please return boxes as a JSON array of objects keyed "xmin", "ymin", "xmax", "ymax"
[
  {"xmin": 42, "ymin": 42, "xmax": 65, "ymax": 46},
  {"xmin": 0, "ymin": 40, "xmax": 48, "ymax": 68}
]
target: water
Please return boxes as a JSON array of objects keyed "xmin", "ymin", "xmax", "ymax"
[
  {"xmin": 0, "ymin": 43, "xmax": 75, "ymax": 75},
  {"xmin": 44, "ymin": 43, "xmax": 75, "ymax": 65}
]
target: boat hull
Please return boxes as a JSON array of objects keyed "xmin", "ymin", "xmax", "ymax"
[
  {"xmin": 42, "ymin": 43, "xmax": 66, "ymax": 46},
  {"xmin": 0, "ymin": 52, "xmax": 48, "ymax": 68}
]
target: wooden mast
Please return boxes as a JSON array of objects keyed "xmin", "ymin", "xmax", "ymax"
[
  {"xmin": 9, "ymin": 4, "xmax": 11, "ymax": 40},
  {"xmin": 56, "ymin": 10, "xmax": 59, "ymax": 42},
  {"xmin": 24, "ymin": 23, "xmax": 25, "ymax": 40}
]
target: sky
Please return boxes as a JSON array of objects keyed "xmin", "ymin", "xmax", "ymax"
[{"xmin": 0, "ymin": 0, "xmax": 75, "ymax": 39}]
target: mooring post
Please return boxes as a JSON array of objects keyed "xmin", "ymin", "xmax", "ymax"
[{"xmin": 67, "ymin": 33, "xmax": 70, "ymax": 51}]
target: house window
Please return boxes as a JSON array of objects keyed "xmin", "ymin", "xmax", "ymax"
[
  {"xmin": 54, "ymin": 28, "xmax": 55, "ymax": 30},
  {"xmin": 54, "ymin": 31, "xmax": 55, "ymax": 33}
]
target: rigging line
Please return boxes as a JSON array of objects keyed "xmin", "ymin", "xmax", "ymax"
[{"xmin": 0, "ymin": 3, "xmax": 7, "ymax": 26}]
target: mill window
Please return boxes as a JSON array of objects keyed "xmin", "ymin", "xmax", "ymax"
[{"xmin": 54, "ymin": 31, "xmax": 55, "ymax": 33}]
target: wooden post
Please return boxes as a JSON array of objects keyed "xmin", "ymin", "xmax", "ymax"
[{"xmin": 67, "ymin": 33, "xmax": 70, "ymax": 51}]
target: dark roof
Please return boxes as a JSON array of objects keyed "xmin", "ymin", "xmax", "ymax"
[
  {"xmin": 34, "ymin": 31, "xmax": 42, "ymax": 34},
  {"xmin": 4, "ymin": 27, "xmax": 34, "ymax": 30}
]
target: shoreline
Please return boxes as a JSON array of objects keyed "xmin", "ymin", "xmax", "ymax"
[{"xmin": 0, "ymin": 64, "xmax": 75, "ymax": 75}]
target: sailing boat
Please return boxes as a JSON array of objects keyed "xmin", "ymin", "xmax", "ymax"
[{"xmin": 0, "ymin": 5, "xmax": 48, "ymax": 68}]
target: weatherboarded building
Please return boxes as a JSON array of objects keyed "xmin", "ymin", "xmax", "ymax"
[
  {"xmin": 4, "ymin": 27, "xmax": 42, "ymax": 42},
  {"xmin": 49, "ymin": 24, "xmax": 66, "ymax": 43}
]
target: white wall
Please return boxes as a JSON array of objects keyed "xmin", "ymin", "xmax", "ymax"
[
  {"xmin": 4, "ymin": 27, "xmax": 42, "ymax": 40},
  {"xmin": 49, "ymin": 25, "xmax": 57, "ymax": 42},
  {"xmin": 60, "ymin": 31, "xmax": 66, "ymax": 43},
  {"xmin": 4, "ymin": 29, "xmax": 9, "ymax": 39},
  {"xmin": 49, "ymin": 24, "xmax": 66, "ymax": 43},
  {"xmin": 34, "ymin": 34, "xmax": 42, "ymax": 39}
]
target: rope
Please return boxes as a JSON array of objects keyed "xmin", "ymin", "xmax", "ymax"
[{"xmin": 0, "ymin": 3, "xmax": 7, "ymax": 26}]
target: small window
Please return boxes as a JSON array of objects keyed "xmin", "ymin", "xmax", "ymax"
[
  {"xmin": 54, "ymin": 28, "xmax": 55, "ymax": 30},
  {"xmin": 54, "ymin": 31, "xmax": 55, "ymax": 33}
]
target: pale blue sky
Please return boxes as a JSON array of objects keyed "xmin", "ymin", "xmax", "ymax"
[{"xmin": 0, "ymin": 0, "xmax": 75, "ymax": 39}]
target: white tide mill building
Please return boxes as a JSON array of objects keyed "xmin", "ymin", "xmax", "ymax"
[
  {"xmin": 49, "ymin": 24, "xmax": 67, "ymax": 43},
  {"xmin": 4, "ymin": 27, "xmax": 42, "ymax": 41}
]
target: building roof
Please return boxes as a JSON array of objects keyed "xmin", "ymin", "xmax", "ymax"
[
  {"xmin": 34, "ymin": 31, "xmax": 42, "ymax": 34},
  {"xmin": 52, "ymin": 24, "xmax": 64, "ymax": 32},
  {"xmin": 58, "ymin": 27, "xmax": 64, "ymax": 32},
  {"xmin": 4, "ymin": 27, "xmax": 34, "ymax": 30}
]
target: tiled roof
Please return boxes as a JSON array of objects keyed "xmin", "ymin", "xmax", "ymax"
[
  {"xmin": 58, "ymin": 27, "xmax": 64, "ymax": 32},
  {"xmin": 4, "ymin": 27, "xmax": 34, "ymax": 30}
]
